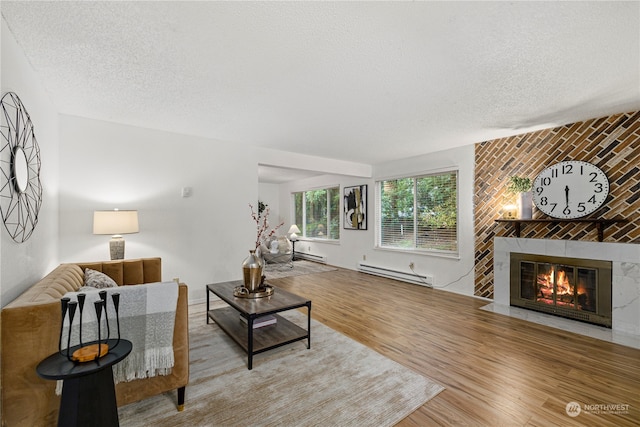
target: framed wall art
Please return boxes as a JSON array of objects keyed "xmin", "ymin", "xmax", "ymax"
[{"xmin": 343, "ymin": 185, "xmax": 367, "ymax": 230}]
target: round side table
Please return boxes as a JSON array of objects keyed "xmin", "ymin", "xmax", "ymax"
[{"xmin": 37, "ymin": 339, "xmax": 132, "ymax": 427}]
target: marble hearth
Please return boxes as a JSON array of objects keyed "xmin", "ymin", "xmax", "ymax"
[{"xmin": 484, "ymin": 237, "xmax": 640, "ymax": 349}]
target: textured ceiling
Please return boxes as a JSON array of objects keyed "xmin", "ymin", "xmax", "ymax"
[{"xmin": 2, "ymin": 1, "xmax": 639, "ymax": 174}]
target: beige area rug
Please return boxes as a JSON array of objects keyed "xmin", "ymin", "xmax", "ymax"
[
  {"xmin": 119, "ymin": 306, "xmax": 444, "ymax": 426},
  {"xmin": 263, "ymin": 260, "xmax": 337, "ymax": 279}
]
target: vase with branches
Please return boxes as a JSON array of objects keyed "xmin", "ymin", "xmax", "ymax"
[
  {"xmin": 249, "ymin": 203, "xmax": 284, "ymax": 251},
  {"xmin": 242, "ymin": 203, "xmax": 284, "ymax": 292}
]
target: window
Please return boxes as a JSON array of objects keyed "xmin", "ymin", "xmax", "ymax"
[
  {"xmin": 377, "ymin": 170, "xmax": 458, "ymax": 254},
  {"xmin": 293, "ymin": 187, "xmax": 340, "ymax": 240}
]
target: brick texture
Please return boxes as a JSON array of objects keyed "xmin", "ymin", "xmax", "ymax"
[{"xmin": 474, "ymin": 111, "xmax": 640, "ymax": 298}]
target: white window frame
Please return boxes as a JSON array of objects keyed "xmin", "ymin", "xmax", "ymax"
[
  {"xmin": 375, "ymin": 169, "xmax": 459, "ymax": 257},
  {"xmin": 292, "ymin": 186, "xmax": 341, "ymax": 241}
]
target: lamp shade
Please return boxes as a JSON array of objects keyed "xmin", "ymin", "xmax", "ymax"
[
  {"xmin": 287, "ymin": 224, "xmax": 301, "ymax": 241},
  {"xmin": 93, "ymin": 210, "xmax": 139, "ymax": 235},
  {"xmin": 287, "ymin": 224, "xmax": 301, "ymax": 234}
]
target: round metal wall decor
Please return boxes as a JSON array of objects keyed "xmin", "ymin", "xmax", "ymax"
[{"xmin": 0, "ymin": 92, "xmax": 43, "ymax": 242}]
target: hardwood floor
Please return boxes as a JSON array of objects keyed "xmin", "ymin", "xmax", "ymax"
[{"xmin": 264, "ymin": 267, "xmax": 640, "ymax": 426}]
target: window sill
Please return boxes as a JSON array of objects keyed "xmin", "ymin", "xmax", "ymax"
[
  {"xmin": 297, "ymin": 238, "xmax": 340, "ymax": 245},
  {"xmin": 373, "ymin": 246, "xmax": 460, "ymax": 260}
]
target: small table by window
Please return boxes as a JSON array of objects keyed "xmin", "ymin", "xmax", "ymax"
[{"xmin": 36, "ymin": 339, "xmax": 132, "ymax": 427}]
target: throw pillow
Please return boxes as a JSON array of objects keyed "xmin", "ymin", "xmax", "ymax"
[
  {"xmin": 277, "ymin": 236, "xmax": 291, "ymax": 254},
  {"xmin": 84, "ymin": 268, "xmax": 118, "ymax": 289}
]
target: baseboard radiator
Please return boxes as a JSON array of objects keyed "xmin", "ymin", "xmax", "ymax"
[
  {"xmin": 295, "ymin": 252, "xmax": 327, "ymax": 264},
  {"xmin": 357, "ymin": 262, "xmax": 433, "ymax": 287}
]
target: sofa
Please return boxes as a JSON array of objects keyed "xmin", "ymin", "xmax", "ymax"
[{"xmin": 1, "ymin": 257, "xmax": 189, "ymax": 427}]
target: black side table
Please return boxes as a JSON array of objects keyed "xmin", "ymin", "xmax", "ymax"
[{"xmin": 36, "ymin": 339, "xmax": 132, "ymax": 427}]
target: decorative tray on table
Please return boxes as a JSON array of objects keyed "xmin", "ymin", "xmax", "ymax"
[{"xmin": 233, "ymin": 284, "xmax": 274, "ymax": 299}]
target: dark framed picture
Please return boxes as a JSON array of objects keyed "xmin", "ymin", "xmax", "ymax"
[{"xmin": 343, "ymin": 185, "xmax": 367, "ymax": 230}]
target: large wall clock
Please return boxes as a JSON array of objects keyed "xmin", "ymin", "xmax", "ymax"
[
  {"xmin": 0, "ymin": 92, "xmax": 43, "ymax": 243},
  {"xmin": 532, "ymin": 160, "xmax": 609, "ymax": 219}
]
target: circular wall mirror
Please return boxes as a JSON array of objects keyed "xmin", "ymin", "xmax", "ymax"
[
  {"xmin": 0, "ymin": 92, "xmax": 43, "ymax": 243},
  {"xmin": 13, "ymin": 146, "xmax": 29, "ymax": 193}
]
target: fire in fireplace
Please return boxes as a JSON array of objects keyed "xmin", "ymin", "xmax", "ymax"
[{"xmin": 510, "ymin": 253, "xmax": 612, "ymax": 328}]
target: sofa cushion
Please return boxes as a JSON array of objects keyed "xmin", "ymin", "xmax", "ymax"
[
  {"xmin": 76, "ymin": 258, "xmax": 162, "ymax": 285},
  {"xmin": 84, "ymin": 268, "xmax": 118, "ymax": 288},
  {"xmin": 4, "ymin": 264, "xmax": 84, "ymax": 307}
]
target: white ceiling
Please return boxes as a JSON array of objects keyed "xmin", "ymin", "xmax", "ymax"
[{"xmin": 2, "ymin": 1, "xmax": 639, "ymax": 182}]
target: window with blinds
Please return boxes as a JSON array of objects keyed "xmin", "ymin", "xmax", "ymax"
[
  {"xmin": 377, "ymin": 170, "xmax": 458, "ymax": 254},
  {"xmin": 293, "ymin": 187, "xmax": 340, "ymax": 240}
]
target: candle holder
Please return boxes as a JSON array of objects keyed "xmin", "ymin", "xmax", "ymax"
[{"xmin": 58, "ymin": 290, "xmax": 122, "ymax": 363}]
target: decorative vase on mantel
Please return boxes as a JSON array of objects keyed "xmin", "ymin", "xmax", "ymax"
[
  {"xmin": 517, "ymin": 191, "xmax": 533, "ymax": 219},
  {"xmin": 242, "ymin": 250, "xmax": 264, "ymax": 293}
]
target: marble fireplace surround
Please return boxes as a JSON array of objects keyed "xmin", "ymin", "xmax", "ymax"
[{"xmin": 486, "ymin": 237, "xmax": 640, "ymax": 349}]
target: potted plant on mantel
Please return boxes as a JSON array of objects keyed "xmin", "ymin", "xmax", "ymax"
[{"xmin": 506, "ymin": 175, "xmax": 533, "ymax": 219}]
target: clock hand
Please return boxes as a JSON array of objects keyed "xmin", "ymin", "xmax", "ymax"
[{"xmin": 565, "ymin": 185, "xmax": 569, "ymax": 206}]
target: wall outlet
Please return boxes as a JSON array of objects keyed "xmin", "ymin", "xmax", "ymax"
[
  {"xmin": 363, "ymin": 254, "xmax": 366, "ymax": 261},
  {"xmin": 409, "ymin": 262, "xmax": 415, "ymax": 270}
]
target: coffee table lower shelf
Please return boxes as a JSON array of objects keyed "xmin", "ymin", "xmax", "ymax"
[{"xmin": 207, "ymin": 306, "xmax": 310, "ymax": 368}]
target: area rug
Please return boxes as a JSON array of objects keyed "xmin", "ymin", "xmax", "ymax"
[
  {"xmin": 263, "ymin": 259, "xmax": 337, "ymax": 279},
  {"xmin": 118, "ymin": 307, "xmax": 444, "ymax": 426}
]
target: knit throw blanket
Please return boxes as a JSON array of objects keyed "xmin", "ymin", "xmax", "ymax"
[{"xmin": 57, "ymin": 281, "xmax": 178, "ymax": 392}]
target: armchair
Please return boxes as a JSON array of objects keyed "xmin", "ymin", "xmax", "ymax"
[{"xmin": 261, "ymin": 236, "xmax": 293, "ymax": 268}]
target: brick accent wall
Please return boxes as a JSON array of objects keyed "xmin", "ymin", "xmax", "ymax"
[{"xmin": 474, "ymin": 110, "xmax": 640, "ymax": 298}]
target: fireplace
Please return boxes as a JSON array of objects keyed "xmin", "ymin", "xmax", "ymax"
[{"xmin": 510, "ymin": 253, "xmax": 612, "ymax": 328}]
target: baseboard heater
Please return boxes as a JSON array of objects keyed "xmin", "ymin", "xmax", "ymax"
[
  {"xmin": 294, "ymin": 252, "xmax": 327, "ymax": 264},
  {"xmin": 357, "ymin": 262, "xmax": 433, "ymax": 287}
]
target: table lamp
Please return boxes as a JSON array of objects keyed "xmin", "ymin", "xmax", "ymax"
[
  {"xmin": 93, "ymin": 210, "xmax": 139, "ymax": 260},
  {"xmin": 287, "ymin": 224, "xmax": 301, "ymax": 261},
  {"xmin": 287, "ymin": 224, "xmax": 301, "ymax": 241}
]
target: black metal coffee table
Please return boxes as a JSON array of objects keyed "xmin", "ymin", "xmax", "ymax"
[{"xmin": 206, "ymin": 281, "xmax": 311, "ymax": 369}]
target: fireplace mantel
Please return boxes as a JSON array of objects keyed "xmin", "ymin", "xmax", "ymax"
[
  {"xmin": 491, "ymin": 237, "xmax": 640, "ymax": 347},
  {"xmin": 494, "ymin": 218, "xmax": 628, "ymax": 242}
]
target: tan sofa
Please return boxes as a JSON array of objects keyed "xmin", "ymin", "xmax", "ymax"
[{"xmin": 1, "ymin": 257, "xmax": 189, "ymax": 427}]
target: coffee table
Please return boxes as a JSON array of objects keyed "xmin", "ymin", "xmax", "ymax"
[{"xmin": 206, "ymin": 280, "xmax": 311, "ymax": 369}]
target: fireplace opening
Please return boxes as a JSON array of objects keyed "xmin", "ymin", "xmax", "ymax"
[{"xmin": 510, "ymin": 253, "xmax": 612, "ymax": 328}]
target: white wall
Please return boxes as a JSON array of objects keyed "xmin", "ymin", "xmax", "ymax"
[
  {"xmin": 258, "ymin": 183, "xmax": 282, "ymax": 225},
  {"xmin": 58, "ymin": 117, "xmax": 375, "ymax": 304},
  {"xmin": 58, "ymin": 115, "xmax": 260, "ymax": 304},
  {"xmin": 276, "ymin": 144, "xmax": 476, "ymax": 297},
  {"xmin": 1, "ymin": 19, "xmax": 59, "ymax": 306}
]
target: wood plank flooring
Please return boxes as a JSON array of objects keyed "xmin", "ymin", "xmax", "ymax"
[{"xmin": 264, "ymin": 267, "xmax": 640, "ymax": 426}]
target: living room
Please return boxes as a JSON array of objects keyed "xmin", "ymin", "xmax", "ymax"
[{"xmin": 1, "ymin": 1, "xmax": 639, "ymax": 426}]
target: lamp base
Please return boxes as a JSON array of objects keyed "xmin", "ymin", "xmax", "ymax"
[{"xmin": 109, "ymin": 236, "xmax": 125, "ymax": 260}]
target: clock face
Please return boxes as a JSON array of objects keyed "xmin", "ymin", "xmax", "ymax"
[{"xmin": 532, "ymin": 161, "xmax": 609, "ymax": 219}]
